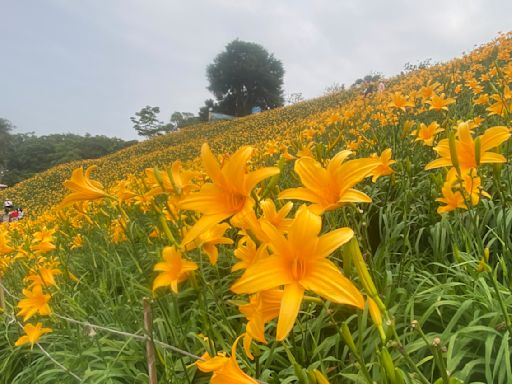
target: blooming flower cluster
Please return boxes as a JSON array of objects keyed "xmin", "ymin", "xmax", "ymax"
[{"xmin": 0, "ymin": 32, "xmax": 511, "ymax": 382}]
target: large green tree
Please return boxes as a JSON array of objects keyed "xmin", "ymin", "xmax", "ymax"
[{"xmin": 206, "ymin": 40, "xmax": 285, "ymax": 117}]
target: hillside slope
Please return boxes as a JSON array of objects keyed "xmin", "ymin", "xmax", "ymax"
[
  {"xmin": 2, "ymin": 35, "xmax": 510, "ymax": 219},
  {"xmin": 1, "ymin": 32, "xmax": 512, "ymax": 384},
  {"xmin": 0, "ymin": 91, "xmax": 356, "ymax": 216}
]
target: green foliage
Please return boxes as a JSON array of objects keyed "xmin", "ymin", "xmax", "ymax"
[
  {"xmin": 170, "ymin": 112, "xmax": 199, "ymax": 128},
  {"xmin": 207, "ymin": 39, "xmax": 285, "ymax": 116},
  {"xmin": 2, "ymin": 133, "xmax": 135, "ymax": 186},
  {"xmin": 131, "ymin": 106, "xmax": 175, "ymax": 137},
  {"xmin": 1, "ymin": 33, "xmax": 512, "ymax": 384},
  {"xmin": 198, "ymin": 99, "xmax": 215, "ymax": 122},
  {"xmin": 0, "ymin": 118, "xmax": 14, "ymax": 174}
]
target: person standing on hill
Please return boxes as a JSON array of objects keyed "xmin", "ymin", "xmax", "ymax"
[
  {"xmin": 9, "ymin": 208, "xmax": 18, "ymax": 221},
  {"xmin": 3, "ymin": 199, "xmax": 13, "ymax": 215}
]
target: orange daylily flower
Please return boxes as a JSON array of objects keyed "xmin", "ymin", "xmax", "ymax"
[
  {"xmin": 0, "ymin": 230, "xmax": 14, "ymax": 255},
  {"xmin": 260, "ymin": 199, "xmax": 293, "ymax": 233},
  {"xmin": 232, "ymin": 236, "xmax": 269, "ymax": 272},
  {"xmin": 297, "ymin": 142, "xmax": 314, "ymax": 158},
  {"xmin": 30, "ymin": 240, "xmax": 56, "ymax": 254},
  {"xmin": 145, "ymin": 161, "xmax": 199, "ymax": 197},
  {"xmin": 487, "ymin": 86, "xmax": 512, "ymax": 117},
  {"xmin": 197, "ymin": 335, "xmax": 258, "ymax": 384},
  {"xmin": 111, "ymin": 179, "xmax": 137, "ymax": 203},
  {"xmin": 459, "ymin": 168, "xmax": 490, "ymax": 205},
  {"xmin": 110, "ymin": 217, "xmax": 127, "ymax": 243},
  {"xmin": 60, "ymin": 165, "xmax": 109, "ymax": 207},
  {"xmin": 427, "ymin": 93, "xmax": 456, "ymax": 110},
  {"xmin": 420, "ymin": 83, "xmax": 440, "ymax": 99},
  {"xmin": 30, "ymin": 227, "xmax": 57, "ymax": 254},
  {"xmin": 388, "ymin": 92, "xmax": 414, "ymax": 111},
  {"xmin": 152, "ymin": 246, "xmax": 198, "ymax": 293},
  {"xmin": 180, "ymin": 143, "xmax": 279, "ymax": 244},
  {"xmin": 25, "ymin": 265, "xmax": 62, "ymax": 288},
  {"xmin": 425, "ymin": 124, "xmax": 510, "ymax": 171},
  {"xmin": 17, "ymin": 285, "xmax": 52, "ymax": 321},
  {"xmin": 369, "ymin": 148, "xmax": 396, "ymax": 182},
  {"xmin": 32, "ymin": 227, "xmax": 56, "ymax": 243},
  {"xmin": 15, "ymin": 322, "xmax": 52, "ymax": 348},
  {"xmin": 231, "ymin": 207, "xmax": 364, "ymax": 341},
  {"xmin": 279, "ymin": 151, "xmax": 380, "ymax": 215},
  {"xmin": 466, "ymin": 78, "xmax": 483, "ymax": 94},
  {"xmin": 70, "ymin": 234, "xmax": 83, "ymax": 249},
  {"xmin": 412, "ymin": 122, "xmax": 444, "ymax": 146},
  {"xmin": 474, "ymin": 93, "xmax": 489, "ymax": 105},
  {"xmin": 436, "ymin": 173, "xmax": 468, "ymax": 214},
  {"xmin": 239, "ymin": 289, "xmax": 283, "ymax": 358},
  {"xmin": 264, "ymin": 140, "xmax": 279, "ymax": 156},
  {"xmin": 184, "ymin": 222, "xmax": 233, "ymax": 264},
  {"xmin": 436, "ymin": 168, "xmax": 489, "ymax": 214}
]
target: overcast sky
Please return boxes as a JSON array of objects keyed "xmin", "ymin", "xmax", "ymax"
[{"xmin": 1, "ymin": 0, "xmax": 511, "ymax": 141}]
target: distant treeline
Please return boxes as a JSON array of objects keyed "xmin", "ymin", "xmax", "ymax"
[{"xmin": 1, "ymin": 132, "xmax": 136, "ymax": 186}]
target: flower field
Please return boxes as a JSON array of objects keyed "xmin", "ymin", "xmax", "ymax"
[{"xmin": 1, "ymin": 32, "xmax": 512, "ymax": 383}]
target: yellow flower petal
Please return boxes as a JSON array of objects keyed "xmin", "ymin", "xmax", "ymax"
[
  {"xmin": 231, "ymin": 257, "xmax": 292, "ymax": 294},
  {"xmin": 316, "ymin": 227, "xmax": 354, "ymax": 259},
  {"xmin": 301, "ymin": 259, "xmax": 364, "ymax": 308},
  {"xmin": 276, "ymin": 283, "xmax": 304, "ymax": 341},
  {"xmin": 181, "ymin": 213, "xmax": 230, "ymax": 246}
]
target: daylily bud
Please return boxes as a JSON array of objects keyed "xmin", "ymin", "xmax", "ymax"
[
  {"xmin": 345, "ymin": 238, "xmax": 379, "ymax": 300},
  {"xmin": 368, "ymin": 297, "xmax": 386, "ymax": 342},
  {"xmin": 341, "ymin": 322, "xmax": 357, "ymax": 354},
  {"xmin": 474, "ymin": 137, "xmax": 481, "ymax": 166},
  {"xmin": 380, "ymin": 347, "xmax": 398, "ymax": 383},
  {"xmin": 452, "ymin": 244, "xmax": 463, "ymax": 264},
  {"xmin": 448, "ymin": 131, "xmax": 461, "ymax": 175},
  {"xmin": 476, "ymin": 247, "xmax": 491, "ymax": 273},
  {"xmin": 152, "ymin": 167, "xmax": 165, "ymax": 191},
  {"xmin": 306, "ymin": 369, "xmax": 330, "ymax": 384}
]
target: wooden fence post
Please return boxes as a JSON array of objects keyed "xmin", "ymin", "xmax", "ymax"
[
  {"xmin": 0, "ymin": 278, "xmax": 5, "ymax": 313},
  {"xmin": 143, "ymin": 298, "xmax": 157, "ymax": 384}
]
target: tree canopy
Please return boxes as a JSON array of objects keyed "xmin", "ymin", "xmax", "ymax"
[
  {"xmin": 0, "ymin": 118, "xmax": 14, "ymax": 165},
  {"xmin": 130, "ymin": 106, "xmax": 176, "ymax": 137},
  {"xmin": 206, "ymin": 40, "xmax": 285, "ymax": 117},
  {"xmin": 0, "ymin": 127, "xmax": 136, "ymax": 185}
]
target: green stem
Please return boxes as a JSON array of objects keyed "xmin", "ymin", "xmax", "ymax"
[
  {"xmin": 488, "ymin": 269, "xmax": 512, "ymax": 334},
  {"xmin": 322, "ymin": 304, "xmax": 373, "ymax": 383}
]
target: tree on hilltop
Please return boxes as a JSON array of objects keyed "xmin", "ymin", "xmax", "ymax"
[
  {"xmin": 206, "ymin": 40, "xmax": 285, "ymax": 117},
  {"xmin": 131, "ymin": 106, "xmax": 175, "ymax": 137},
  {"xmin": 170, "ymin": 112, "xmax": 198, "ymax": 128}
]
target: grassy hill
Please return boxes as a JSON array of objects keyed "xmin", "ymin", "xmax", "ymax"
[
  {"xmin": 0, "ymin": 91, "xmax": 356, "ymax": 216},
  {"xmin": 1, "ymin": 32, "xmax": 512, "ymax": 383}
]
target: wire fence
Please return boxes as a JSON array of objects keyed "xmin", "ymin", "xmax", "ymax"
[{"xmin": 0, "ymin": 280, "xmax": 268, "ymax": 383}]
